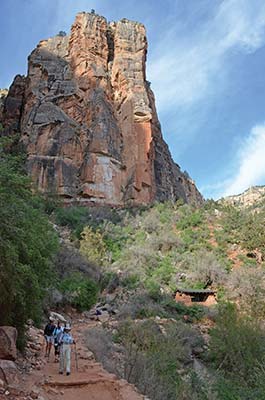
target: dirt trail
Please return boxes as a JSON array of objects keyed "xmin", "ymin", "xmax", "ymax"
[{"xmin": 16, "ymin": 319, "xmax": 146, "ymax": 400}]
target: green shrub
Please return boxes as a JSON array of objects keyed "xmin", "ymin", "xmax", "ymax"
[
  {"xmin": 209, "ymin": 302, "xmax": 265, "ymax": 385},
  {"xmin": 55, "ymin": 206, "xmax": 90, "ymax": 237},
  {"xmin": 161, "ymin": 296, "xmax": 205, "ymax": 321},
  {"xmin": 60, "ymin": 272, "xmax": 99, "ymax": 311},
  {"xmin": 121, "ymin": 274, "xmax": 140, "ymax": 290},
  {"xmin": 145, "ymin": 278, "xmax": 162, "ymax": 301},
  {"xmin": 80, "ymin": 226, "xmax": 106, "ymax": 265},
  {"xmin": 116, "ymin": 319, "xmax": 204, "ymax": 400},
  {"xmin": 176, "ymin": 209, "xmax": 204, "ymax": 230}
]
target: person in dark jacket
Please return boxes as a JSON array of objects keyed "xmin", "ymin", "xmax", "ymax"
[
  {"xmin": 53, "ymin": 321, "xmax": 64, "ymax": 362},
  {"xmin": 44, "ymin": 317, "xmax": 56, "ymax": 359}
]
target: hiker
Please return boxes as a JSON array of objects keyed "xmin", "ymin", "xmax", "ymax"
[
  {"xmin": 59, "ymin": 323, "xmax": 75, "ymax": 376},
  {"xmin": 44, "ymin": 317, "xmax": 56, "ymax": 359},
  {"xmin": 53, "ymin": 321, "xmax": 64, "ymax": 362}
]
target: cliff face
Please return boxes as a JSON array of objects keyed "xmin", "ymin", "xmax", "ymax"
[{"xmin": 1, "ymin": 12, "xmax": 203, "ymax": 206}]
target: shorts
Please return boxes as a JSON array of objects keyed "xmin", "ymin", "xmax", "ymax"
[{"xmin": 45, "ymin": 335, "xmax": 54, "ymax": 344}]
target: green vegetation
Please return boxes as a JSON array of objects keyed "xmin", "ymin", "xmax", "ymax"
[
  {"xmin": 2, "ymin": 152, "xmax": 263, "ymax": 397},
  {"xmin": 0, "ymin": 139, "xmax": 59, "ymax": 347},
  {"xmin": 59, "ymin": 272, "xmax": 99, "ymax": 311},
  {"xmin": 116, "ymin": 319, "xmax": 189, "ymax": 399},
  {"xmin": 87, "ymin": 319, "xmax": 206, "ymax": 400},
  {"xmin": 209, "ymin": 303, "xmax": 265, "ymax": 382},
  {"xmin": 208, "ymin": 302, "xmax": 265, "ymax": 399},
  {"xmin": 53, "ymin": 197, "xmax": 265, "ymax": 399},
  {"xmin": 80, "ymin": 226, "xmax": 106, "ymax": 265},
  {"xmin": 53, "ymin": 198, "xmax": 265, "ymax": 313}
]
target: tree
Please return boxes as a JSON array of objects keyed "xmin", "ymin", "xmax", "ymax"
[
  {"xmin": 57, "ymin": 31, "xmax": 66, "ymax": 37},
  {"xmin": 80, "ymin": 226, "xmax": 106, "ymax": 265},
  {"xmin": 0, "ymin": 139, "xmax": 59, "ymax": 347}
]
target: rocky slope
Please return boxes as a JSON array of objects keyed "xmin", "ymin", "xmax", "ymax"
[
  {"xmin": 221, "ymin": 185, "xmax": 265, "ymax": 208},
  {"xmin": 1, "ymin": 12, "xmax": 202, "ymax": 206}
]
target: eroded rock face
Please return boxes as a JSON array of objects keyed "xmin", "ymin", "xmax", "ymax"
[{"xmin": 1, "ymin": 12, "xmax": 203, "ymax": 206}]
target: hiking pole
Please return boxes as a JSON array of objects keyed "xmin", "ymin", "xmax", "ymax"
[{"xmin": 74, "ymin": 343, "xmax": 78, "ymax": 371}]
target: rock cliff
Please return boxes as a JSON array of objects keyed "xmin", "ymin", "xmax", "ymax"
[
  {"xmin": 1, "ymin": 12, "xmax": 203, "ymax": 206},
  {"xmin": 221, "ymin": 186, "xmax": 265, "ymax": 208}
]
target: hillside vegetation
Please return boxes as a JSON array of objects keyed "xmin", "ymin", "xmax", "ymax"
[
  {"xmin": 55, "ymin": 198, "xmax": 265, "ymax": 309},
  {"xmin": 1, "ymin": 133, "xmax": 265, "ymax": 398},
  {"xmin": 53, "ymin": 197, "xmax": 265, "ymax": 399}
]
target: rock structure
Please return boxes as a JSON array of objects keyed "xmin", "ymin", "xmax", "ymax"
[
  {"xmin": 221, "ymin": 186, "xmax": 265, "ymax": 208},
  {"xmin": 0, "ymin": 89, "xmax": 8, "ymax": 123},
  {"xmin": 0, "ymin": 326, "xmax": 19, "ymax": 391},
  {"xmin": 0, "ymin": 326, "xmax": 17, "ymax": 361},
  {"xmin": 1, "ymin": 12, "xmax": 203, "ymax": 206}
]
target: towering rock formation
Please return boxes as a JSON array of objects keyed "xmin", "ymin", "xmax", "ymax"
[{"xmin": 1, "ymin": 12, "xmax": 203, "ymax": 206}]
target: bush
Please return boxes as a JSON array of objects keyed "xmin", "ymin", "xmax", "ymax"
[
  {"xmin": 116, "ymin": 319, "xmax": 203, "ymax": 400},
  {"xmin": 55, "ymin": 206, "xmax": 90, "ymax": 238},
  {"xmin": 208, "ymin": 302, "xmax": 265, "ymax": 386},
  {"xmin": 225, "ymin": 267, "xmax": 265, "ymax": 318},
  {"xmin": 57, "ymin": 30, "xmax": 66, "ymax": 37},
  {"xmin": 117, "ymin": 290, "xmax": 165, "ymax": 320},
  {"xmin": 121, "ymin": 274, "xmax": 140, "ymax": 290},
  {"xmin": 177, "ymin": 209, "xmax": 204, "ymax": 230},
  {"xmin": 160, "ymin": 296, "xmax": 206, "ymax": 321},
  {"xmin": 55, "ymin": 244, "xmax": 101, "ymax": 282},
  {"xmin": 60, "ymin": 272, "xmax": 99, "ymax": 311},
  {"xmin": 182, "ymin": 250, "xmax": 227, "ymax": 289},
  {"xmin": 80, "ymin": 226, "xmax": 106, "ymax": 265},
  {"xmin": 85, "ymin": 326, "xmax": 121, "ymax": 376}
]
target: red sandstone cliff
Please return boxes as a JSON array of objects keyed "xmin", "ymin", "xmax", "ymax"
[{"xmin": 1, "ymin": 12, "xmax": 203, "ymax": 206}]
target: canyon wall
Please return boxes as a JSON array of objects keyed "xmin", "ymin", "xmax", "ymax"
[{"xmin": 1, "ymin": 12, "xmax": 203, "ymax": 206}]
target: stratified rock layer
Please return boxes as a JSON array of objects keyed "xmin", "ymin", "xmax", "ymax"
[{"xmin": 1, "ymin": 12, "xmax": 203, "ymax": 206}]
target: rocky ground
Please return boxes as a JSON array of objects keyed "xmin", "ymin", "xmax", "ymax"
[{"xmin": 0, "ymin": 314, "xmax": 148, "ymax": 400}]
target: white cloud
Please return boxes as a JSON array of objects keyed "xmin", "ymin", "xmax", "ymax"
[
  {"xmin": 221, "ymin": 123, "xmax": 265, "ymax": 196},
  {"xmin": 147, "ymin": 0, "xmax": 265, "ymax": 112}
]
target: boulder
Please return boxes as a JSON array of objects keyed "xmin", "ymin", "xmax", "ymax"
[
  {"xmin": 0, "ymin": 360, "xmax": 19, "ymax": 385},
  {"xmin": 97, "ymin": 311, "xmax": 110, "ymax": 323},
  {"xmin": 49, "ymin": 312, "xmax": 66, "ymax": 323},
  {"xmin": 0, "ymin": 327, "xmax": 17, "ymax": 361}
]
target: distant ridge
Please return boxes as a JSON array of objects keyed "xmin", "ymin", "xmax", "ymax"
[{"xmin": 220, "ymin": 185, "xmax": 265, "ymax": 208}]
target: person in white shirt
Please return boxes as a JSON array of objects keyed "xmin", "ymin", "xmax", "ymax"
[{"xmin": 59, "ymin": 324, "xmax": 75, "ymax": 375}]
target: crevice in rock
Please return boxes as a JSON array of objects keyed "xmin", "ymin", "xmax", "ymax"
[{"xmin": 106, "ymin": 27, "xmax": 115, "ymax": 65}]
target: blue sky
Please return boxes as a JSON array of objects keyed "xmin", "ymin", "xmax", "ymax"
[{"xmin": 1, "ymin": 0, "xmax": 265, "ymax": 199}]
